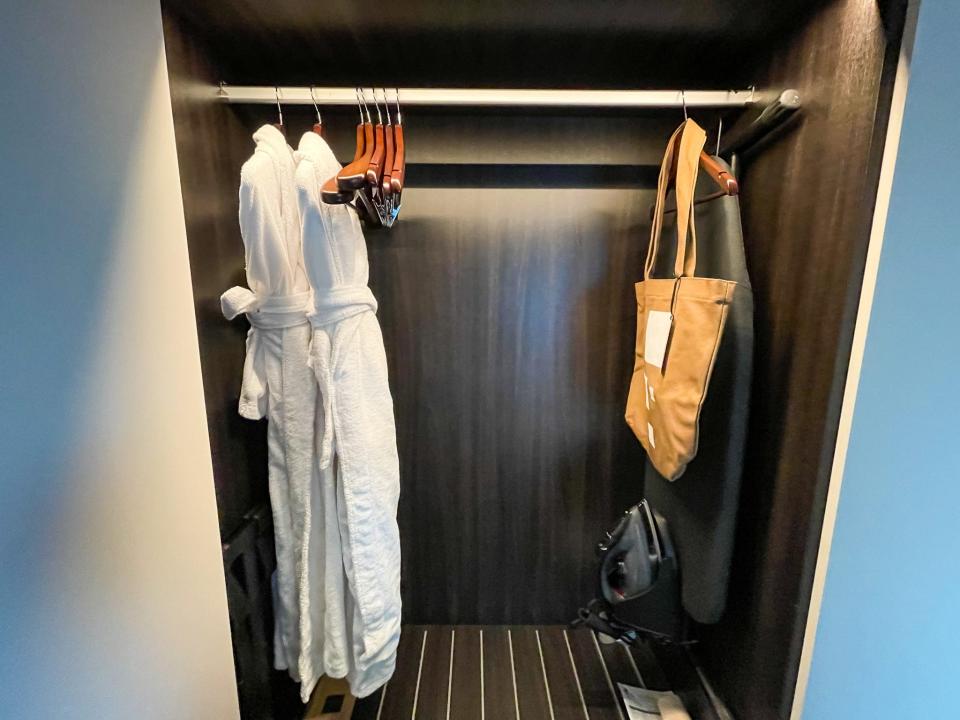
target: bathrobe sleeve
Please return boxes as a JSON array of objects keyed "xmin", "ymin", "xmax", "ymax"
[
  {"xmin": 239, "ymin": 158, "xmax": 296, "ymax": 297},
  {"xmin": 226, "ymin": 159, "xmax": 297, "ymax": 421}
]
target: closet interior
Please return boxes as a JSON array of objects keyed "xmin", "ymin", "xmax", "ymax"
[{"xmin": 159, "ymin": 1, "xmax": 908, "ymax": 718}]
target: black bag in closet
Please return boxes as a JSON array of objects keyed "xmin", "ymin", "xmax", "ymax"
[{"xmin": 645, "ymin": 155, "xmax": 754, "ymax": 625}]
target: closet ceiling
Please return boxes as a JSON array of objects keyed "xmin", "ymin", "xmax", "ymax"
[{"xmin": 163, "ymin": 0, "xmax": 824, "ymax": 88}]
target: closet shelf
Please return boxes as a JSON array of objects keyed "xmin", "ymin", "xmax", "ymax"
[{"xmin": 217, "ymin": 85, "xmax": 757, "ymax": 109}]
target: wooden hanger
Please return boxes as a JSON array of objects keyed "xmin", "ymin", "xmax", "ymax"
[
  {"xmin": 322, "ymin": 89, "xmax": 365, "ymax": 204},
  {"xmin": 652, "ymin": 115, "xmax": 739, "ymax": 220},
  {"xmin": 695, "ymin": 152, "xmax": 738, "ymax": 195},
  {"xmin": 320, "ymin": 87, "xmax": 405, "ymax": 227},
  {"xmin": 380, "ymin": 88, "xmax": 395, "ymax": 201},
  {"xmin": 364, "ymin": 88, "xmax": 386, "ymax": 188},
  {"xmin": 355, "ymin": 88, "xmax": 383, "ymax": 226},
  {"xmin": 389, "ymin": 88, "xmax": 405, "ymax": 200},
  {"xmin": 337, "ymin": 88, "xmax": 375, "ymax": 190},
  {"xmin": 676, "ymin": 138, "xmax": 739, "ymax": 195},
  {"xmin": 709, "ymin": 116, "xmax": 738, "ymax": 194},
  {"xmin": 667, "ymin": 135, "xmax": 738, "ymax": 196},
  {"xmin": 668, "ymin": 101, "xmax": 738, "ymax": 196}
]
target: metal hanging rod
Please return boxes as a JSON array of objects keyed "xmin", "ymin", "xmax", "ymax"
[
  {"xmin": 217, "ymin": 85, "xmax": 757, "ymax": 109},
  {"xmin": 719, "ymin": 89, "xmax": 802, "ymax": 156}
]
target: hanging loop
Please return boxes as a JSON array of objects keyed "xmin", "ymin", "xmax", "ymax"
[
  {"xmin": 309, "ymin": 86, "xmax": 322, "ymax": 125},
  {"xmin": 274, "ymin": 86, "xmax": 284, "ymax": 127},
  {"xmin": 358, "ymin": 87, "xmax": 371, "ymax": 123},
  {"xmin": 681, "ymin": 89, "xmax": 688, "ymax": 120},
  {"xmin": 394, "ymin": 87, "xmax": 402, "ymax": 126},
  {"xmin": 370, "ymin": 87, "xmax": 383, "ymax": 124},
  {"xmin": 382, "ymin": 88, "xmax": 392, "ymax": 125}
]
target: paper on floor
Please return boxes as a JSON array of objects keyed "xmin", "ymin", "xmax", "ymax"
[{"xmin": 617, "ymin": 683, "xmax": 691, "ymax": 720}]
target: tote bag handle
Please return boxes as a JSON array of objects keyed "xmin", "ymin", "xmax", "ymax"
[{"xmin": 643, "ymin": 119, "xmax": 707, "ymax": 281}]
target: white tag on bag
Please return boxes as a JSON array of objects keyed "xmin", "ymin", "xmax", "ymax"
[{"xmin": 644, "ymin": 310, "xmax": 673, "ymax": 370}]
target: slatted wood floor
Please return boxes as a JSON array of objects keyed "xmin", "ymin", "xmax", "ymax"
[{"xmin": 351, "ymin": 625, "xmax": 681, "ymax": 720}]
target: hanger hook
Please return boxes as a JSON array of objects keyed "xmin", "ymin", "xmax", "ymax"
[
  {"xmin": 370, "ymin": 87, "xmax": 383, "ymax": 124},
  {"xmin": 274, "ymin": 86, "xmax": 284, "ymax": 127},
  {"xmin": 394, "ymin": 87, "xmax": 402, "ymax": 126},
  {"xmin": 357, "ymin": 88, "xmax": 370, "ymax": 123},
  {"xmin": 382, "ymin": 88, "xmax": 392, "ymax": 125},
  {"xmin": 309, "ymin": 86, "xmax": 321, "ymax": 125},
  {"xmin": 716, "ymin": 116, "xmax": 723, "ymax": 156},
  {"xmin": 354, "ymin": 88, "xmax": 365, "ymax": 123},
  {"xmin": 681, "ymin": 89, "xmax": 688, "ymax": 121}
]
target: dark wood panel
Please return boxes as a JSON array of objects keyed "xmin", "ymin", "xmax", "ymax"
[
  {"xmin": 161, "ymin": 0, "xmax": 822, "ymax": 90},
  {"xmin": 650, "ymin": 645, "xmax": 720, "ymax": 720},
  {"xmin": 227, "ymin": 104, "xmax": 701, "ymax": 169},
  {"xmin": 598, "ymin": 639, "xmax": 643, "ymax": 690},
  {"xmin": 368, "ymin": 185, "xmax": 652, "ymax": 625},
  {"xmin": 566, "ymin": 630, "xmax": 622, "ymax": 720},
  {"xmin": 539, "ymin": 627, "xmax": 588, "ymax": 720},
  {"xmin": 379, "ymin": 626, "xmax": 426, "ymax": 720},
  {"xmin": 509, "ymin": 627, "xmax": 552, "ymax": 720},
  {"xmin": 414, "ymin": 626, "xmax": 453, "ymax": 719},
  {"xmin": 482, "ymin": 627, "xmax": 520, "ymax": 720},
  {"xmin": 160, "ymin": 9, "xmax": 269, "ymax": 542},
  {"xmin": 350, "ymin": 687, "xmax": 383, "ymax": 720},
  {"xmin": 697, "ymin": 1, "xmax": 906, "ymax": 718},
  {"xmin": 628, "ymin": 642, "xmax": 671, "ymax": 692},
  {"xmin": 449, "ymin": 627, "xmax": 483, "ymax": 720}
]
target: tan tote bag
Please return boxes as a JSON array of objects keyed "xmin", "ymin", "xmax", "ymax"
[{"xmin": 625, "ymin": 119, "xmax": 738, "ymax": 481}]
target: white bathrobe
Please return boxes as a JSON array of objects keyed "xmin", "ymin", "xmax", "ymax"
[
  {"xmin": 220, "ymin": 124, "xmax": 316, "ymax": 681},
  {"xmin": 294, "ymin": 131, "xmax": 402, "ymax": 700}
]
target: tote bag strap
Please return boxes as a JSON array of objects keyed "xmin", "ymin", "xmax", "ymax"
[
  {"xmin": 644, "ymin": 119, "xmax": 707, "ymax": 281},
  {"xmin": 644, "ymin": 125, "xmax": 681, "ymax": 280},
  {"xmin": 673, "ymin": 120, "xmax": 706, "ymax": 278}
]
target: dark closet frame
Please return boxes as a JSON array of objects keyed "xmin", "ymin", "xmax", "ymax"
[{"xmin": 158, "ymin": 1, "xmax": 909, "ymax": 717}]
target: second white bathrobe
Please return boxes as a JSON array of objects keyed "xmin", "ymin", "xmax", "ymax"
[{"xmin": 294, "ymin": 132, "xmax": 402, "ymax": 700}]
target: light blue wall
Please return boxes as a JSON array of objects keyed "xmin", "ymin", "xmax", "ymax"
[
  {"xmin": 0, "ymin": 1, "xmax": 238, "ymax": 717},
  {"xmin": 803, "ymin": 3, "xmax": 960, "ymax": 717}
]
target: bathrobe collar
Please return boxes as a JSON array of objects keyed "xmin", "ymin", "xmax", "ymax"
[
  {"xmin": 252, "ymin": 124, "xmax": 297, "ymax": 230},
  {"xmin": 253, "ymin": 123, "xmax": 293, "ymax": 158},
  {"xmin": 296, "ymin": 131, "xmax": 340, "ymax": 185}
]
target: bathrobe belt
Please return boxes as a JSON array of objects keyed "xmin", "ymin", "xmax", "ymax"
[
  {"xmin": 220, "ymin": 286, "xmax": 311, "ymax": 419},
  {"xmin": 307, "ymin": 286, "xmax": 379, "ymax": 470}
]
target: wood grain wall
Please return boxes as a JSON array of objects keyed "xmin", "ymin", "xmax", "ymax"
[
  {"xmin": 366, "ymin": 185, "xmax": 654, "ymax": 623},
  {"xmin": 160, "ymin": 0, "xmax": 820, "ymax": 90},
  {"xmin": 161, "ymin": 11, "xmax": 270, "ymax": 541},
  {"xmin": 696, "ymin": 1, "xmax": 907, "ymax": 718}
]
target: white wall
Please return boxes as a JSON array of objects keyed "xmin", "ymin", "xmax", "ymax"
[{"xmin": 0, "ymin": 1, "xmax": 239, "ymax": 717}]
